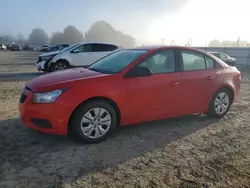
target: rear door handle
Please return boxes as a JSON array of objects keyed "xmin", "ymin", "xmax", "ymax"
[
  {"xmin": 170, "ymin": 81, "xmax": 179, "ymax": 86},
  {"xmin": 206, "ymin": 76, "xmax": 214, "ymax": 80}
]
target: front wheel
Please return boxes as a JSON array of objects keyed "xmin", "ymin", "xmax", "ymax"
[
  {"xmin": 207, "ymin": 88, "xmax": 233, "ymax": 118},
  {"xmin": 69, "ymin": 100, "xmax": 117, "ymax": 143},
  {"xmin": 51, "ymin": 60, "xmax": 69, "ymax": 72}
]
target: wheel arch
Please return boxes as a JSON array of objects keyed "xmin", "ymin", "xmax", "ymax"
[
  {"xmin": 68, "ymin": 96, "xmax": 121, "ymax": 129},
  {"xmin": 218, "ymin": 84, "xmax": 235, "ymax": 102},
  {"xmin": 48, "ymin": 59, "xmax": 71, "ymax": 71},
  {"xmin": 207, "ymin": 84, "xmax": 235, "ymax": 112}
]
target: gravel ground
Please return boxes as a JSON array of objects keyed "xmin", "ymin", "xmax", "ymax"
[{"xmin": 0, "ymin": 52, "xmax": 250, "ymax": 188}]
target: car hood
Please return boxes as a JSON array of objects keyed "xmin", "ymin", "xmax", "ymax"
[
  {"xmin": 27, "ymin": 67, "xmax": 108, "ymax": 92},
  {"xmin": 39, "ymin": 51, "xmax": 61, "ymax": 57}
]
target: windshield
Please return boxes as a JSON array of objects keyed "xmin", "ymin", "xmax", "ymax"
[
  {"xmin": 60, "ymin": 43, "xmax": 81, "ymax": 52},
  {"xmin": 88, "ymin": 49, "xmax": 148, "ymax": 74}
]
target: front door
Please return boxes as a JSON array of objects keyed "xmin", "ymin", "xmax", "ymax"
[
  {"xmin": 125, "ymin": 49, "xmax": 182, "ymax": 123},
  {"xmin": 70, "ymin": 44, "xmax": 93, "ymax": 66}
]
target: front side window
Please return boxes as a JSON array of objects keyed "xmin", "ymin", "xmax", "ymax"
[
  {"xmin": 74, "ymin": 44, "xmax": 92, "ymax": 52},
  {"xmin": 181, "ymin": 50, "xmax": 206, "ymax": 71},
  {"xmin": 138, "ymin": 50, "xmax": 175, "ymax": 74},
  {"xmin": 88, "ymin": 49, "xmax": 148, "ymax": 74},
  {"xmin": 61, "ymin": 43, "xmax": 81, "ymax": 52}
]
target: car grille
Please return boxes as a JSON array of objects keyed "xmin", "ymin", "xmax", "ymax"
[{"xmin": 20, "ymin": 93, "xmax": 27, "ymax": 103}]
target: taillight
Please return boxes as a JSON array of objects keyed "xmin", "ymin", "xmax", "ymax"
[{"xmin": 237, "ymin": 72, "xmax": 241, "ymax": 80}]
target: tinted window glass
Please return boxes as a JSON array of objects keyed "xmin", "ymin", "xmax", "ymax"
[
  {"xmin": 219, "ymin": 53, "xmax": 228, "ymax": 61},
  {"xmin": 61, "ymin": 43, "xmax": 81, "ymax": 52},
  {"xmin": 91, "ymin": 44, "xmax": 118, "ymax": 52},
  {"xmin": 74, "ymin": 44, "xmax": 92, "ymax": 52},
  {"xmin": 138, "ymin": 50, "xmax": 175, "ymax": 74},
  {"xmin": 105, "ymin": 44, "xmax": 118, "ymax": 51},
  {"xmin": 91, "ymin": 44, "xmax": 105, "ymax": 52},
  {"xmin": 181, "ymin": 50, "xmax": 206, "ymax": 71},
  {"xmin": 205, "ymin": 56, "xmax": 215, "ymax": 69},
  {"xmin": 88, "ymin": 50, "xmax": 147, "ymax": 74}
]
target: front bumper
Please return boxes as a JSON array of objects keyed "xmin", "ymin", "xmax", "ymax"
[
  {"xmin": 36, "ymin": 59, "xmax": 47, "ymax": 71},
  {"xmin": 18, "ymin": 91, "xmax": 71, "ymax": 135}
]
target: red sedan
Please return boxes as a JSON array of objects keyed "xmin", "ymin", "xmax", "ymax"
[{"xmin": 19, "ymin": 46, "xmax": 241, "ymax": 143}]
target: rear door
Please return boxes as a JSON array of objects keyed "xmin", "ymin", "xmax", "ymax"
[{"xmin": 177, "ymin": 49, "xmax": 219, "ymax": 114}]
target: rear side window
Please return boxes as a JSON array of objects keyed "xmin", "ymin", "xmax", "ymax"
[
  {"xmin": 205, "ymin": 56, "xmax": 215, "ymax": 69},
  {"xmin": 91, "ymin": 44, "xmax": 118, "ymax": 52},
  {"xmin": 105, "ymin": 44, "xmax": 118, "ymax": 51},
  {"xmin": 180, "ymin": 50, "xmax": 206, "ymax": 71}
]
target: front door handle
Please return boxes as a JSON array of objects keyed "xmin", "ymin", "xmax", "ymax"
[
  {"xmin": 170, "ymin": 81, "xmax": 179, "ymax": 86},
  {"xmin": 216, "ymin": 71, "xmax": 222, "ymax": 75},
  {"xmin": 206, "ymin": 76, "xmax": 214, "ymax": 80}
]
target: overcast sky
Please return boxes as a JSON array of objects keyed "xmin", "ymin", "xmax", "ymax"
[{"xmin": 0, "ymin": 0, "xmax": 249, "ymax": 46}]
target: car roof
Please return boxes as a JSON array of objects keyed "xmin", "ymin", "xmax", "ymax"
[
  {"xmin": 129, "ymin": 45, "xmax": 208, "ymax": 53},
  {"xmin": 76, "ymin": 42, "xmax": 121, "ymax": 46}
]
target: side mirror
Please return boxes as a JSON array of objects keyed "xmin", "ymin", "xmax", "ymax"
[
  {"xmin": 124, "ymin": 66, "xmax": 152, "ymax": 78},
  {"xmin": 72, "ymin": 49, "xmax": 80, "ymax": 53}
]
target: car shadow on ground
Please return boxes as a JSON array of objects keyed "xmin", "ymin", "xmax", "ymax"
[{"xmin": 0, "ymin": 114, "xmax": 218, "ymax": 187}]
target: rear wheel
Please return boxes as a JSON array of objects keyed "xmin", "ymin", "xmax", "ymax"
[
  {"xmin": 69, "ymin": 100, "xmax": 117, "ymax": 143},
  {"xmin": 207, "ymin": 88, "xmax": 233, "ymax": 118}
]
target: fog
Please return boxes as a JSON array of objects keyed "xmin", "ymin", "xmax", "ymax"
[{"xmin": 0, "ymin": 0, "xmax": 249, "ymax": 47}]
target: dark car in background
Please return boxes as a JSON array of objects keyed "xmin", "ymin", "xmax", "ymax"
[
  {"xmin": 22, "ymin": 45, "xmax": 36, "ymax": 51},
  {"xmin": 209, "ymin": 52, "xmax": 236, "ymax": 66},
  {"xmin": 9, "ymin": 44, "xmax": 21, "ymax": 51},
  {"xmin": 40, "ymin": 45, "xmax": 51, "ymax": 52},
  {"xmin": 5, "ymin": 44, "xmax": 12, "ymax": 50},
  {"xmin": 49, "ymin": 44, "xmax": 69, "ymax": 52}
]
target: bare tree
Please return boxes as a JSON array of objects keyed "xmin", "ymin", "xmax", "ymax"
[
  {"xmin": 17, "ymin": 33, "xmax": 25, "ymax": 45},
  {"xmin": 208, "ymin": 39, "xmax": 250, "ymax": 47},
  {"xmin": 28, "ymin": 28, "xmax": 48, "ymax": 46},
  {"xmin": 85, "ymin": 21, "xmax": 136, "ymax": 48},
  {"xmin": 0, "ymin": 34, "xmax": 16, "ymax": 44},
  {"xmin": 50, "ymin": 25, "xmax": 84, "ymax": 45}
]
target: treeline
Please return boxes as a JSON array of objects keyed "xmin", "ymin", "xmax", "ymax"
[
  {"xmin": 208, "ymin": 39, "xmax": 250, "ymax": 47},
  {"xmin": 0, "ymin": 21, "xmax": 136, "ymax": 48}
]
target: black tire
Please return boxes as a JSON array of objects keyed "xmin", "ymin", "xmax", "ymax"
[
  {"xmin": 207, "ymin": 88, "xmax": 233, "ymax": 118},
  {"xmin": 69, "ymin": 100, "xmax": 117, "ymax": 144},
  {"xmin": 51, "ymin": 60, "xmax": 69, "ymax": 72}
]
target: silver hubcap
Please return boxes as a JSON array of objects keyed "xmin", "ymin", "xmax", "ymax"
[
  {"xmin": 214, "ymin": 92, "xmax": 230, "ymax": 115},
  {"xmin": 54, "ymin": 63, "xmax": 67, "ymax": 71},
  {"xmin": 80, "ymin": 108, "xmax": 111, "ymax": 139}
]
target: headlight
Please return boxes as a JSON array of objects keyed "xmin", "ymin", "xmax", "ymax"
[
  {"xmin": 32, "ymin": 89, "xmax": 64, "ymax": 103},
  {"xmin": 41, "ymin": 55, "xmax": 54, "ymax": 62}
]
